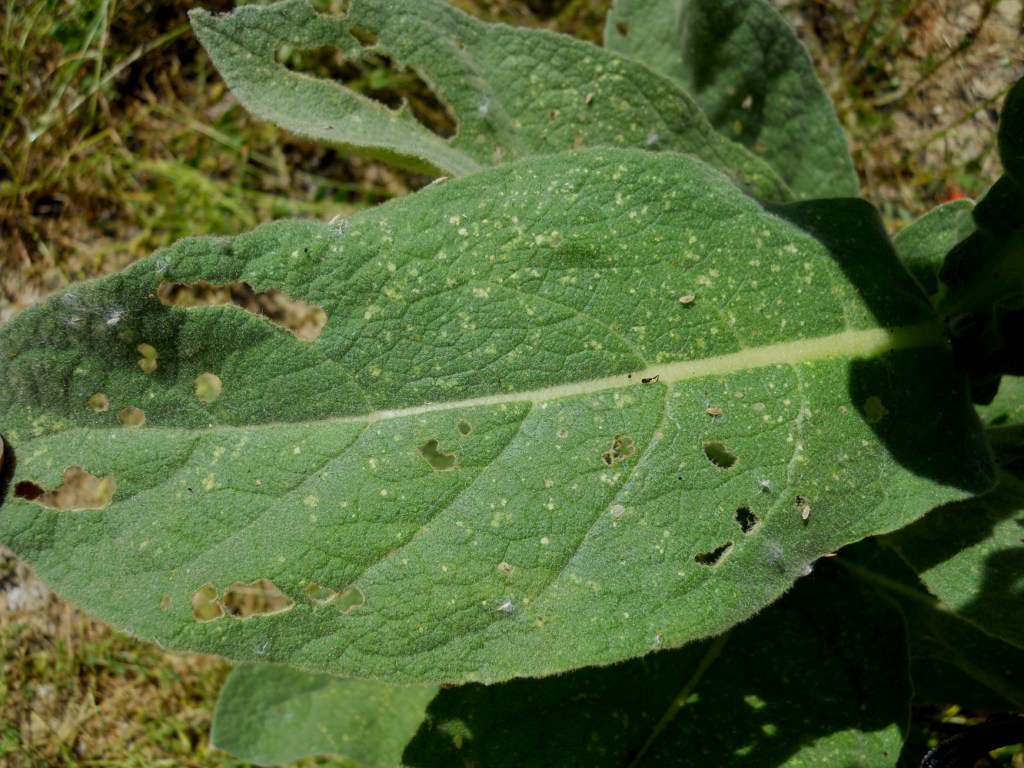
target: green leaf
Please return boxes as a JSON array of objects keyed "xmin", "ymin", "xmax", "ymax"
[
  {"xmin": 842, "ymin": 539, "xmax": 1024, "ymax": 712},
  {"xmin": 604, "ymin": 0, "xmax": 858, "ymax": 199},
  {"xmin": 998, "ymin": 78, "xmax": 1024, "ymax": 184},
  {"xmin": 884, "ymin": 472, "xmax": 1024, "ymax": 650},
  {"xmin": 893, "ymin": 199, "xmax": 975, "ymax": 298},
  {"xmin": 934, "ymin": 81, "xmax": 1024, "ymax": 402},
  {"xmin": 0, "ymin": 148, "xmax": 993, "ymax": 684},
  {"xmin": 907, "ymin": 602, "xmax": 1024, "ymax": 711},
  {"xmin": 212, "ymin": 664, "xmax": 436, "ymax": 767},
  {"xmin": 402, "ymin": 560, "xmax": 909, "ymax": 767},
  {"xmin": 979, "ymin": 375, "xmax": 1024, "ymax": 429},
  {"xmin": 189, "ymin": 0, "xmax": 791, "ymax": 200}
]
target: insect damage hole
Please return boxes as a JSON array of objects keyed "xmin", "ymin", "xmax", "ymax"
[
  {"xmin": 117, "ymin": 407, "xmax": 145, "ymax": 427},
  {"xmin": 735, "ymin": 505, "xmax": 760, "ymax": 533},
  {"xmin": 192, "ymin": 584, "xmax": 223, "ymax": 622},
  {"xmin": 456, "ymin": 418, "xmax": 472, "ymax": 436},
  {"xmin": 14, "ymin": 466, "xmax": 115, "ymax": 510},
  {"xmin": 303, "ymin": 583, "xmax": 338, "ymax": 604},
  {"xmin": 221, "ymin": 579, "xmax": 294, "ymax": 619},
  {"xmin": 602, "ymin": 434, "xmax": 637, "ymax": 465},
  {"xmin": 418, "ymin": 438, "xmax": 458, "ymax": 471},
  {"xmin": 703, "ymin": 441, "xmax": 737, "ymax": 469},
  {"xmin": 159, "ymin": 280, "xmax": 327, "ymax": 341},
  {"xmin": 88, "ymin": 392, "xmax": 109, "ymax": 412},
  {"xmin": 136, "ymin": 343, "xmax": 157, "ymax": 373},
  {"xmin": 694, "ymin": 542, "xmax": 733, "ymax": 567},
  {"xmin": 335, "ymin": 585, "xmax": 365, "ymax": 614},
  {"xmin": 195, "ymin": 373, "xmax": 223, "ymax": 404},
  {"xmin": 273, "ymin": 45, "xmax": 458, "ymax": 139}
]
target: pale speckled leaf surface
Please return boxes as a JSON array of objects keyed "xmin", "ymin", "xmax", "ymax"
[
  {"xmin": 0, "ymin": 148, "xmax": 993, "ymax": 684},
  {"xmin": 189, "ymin": 0, "xmax": 791, "ymax": 200},
  {"xmin": 212, "ymin": 664, "xmax": 436, "ymax": 767},
  {"xmin": 605, "ymin": 0, "xmax": 857, "ymax": 199},
  {"xmin": 402, "ymin": 561, "xmax": 908, "ymax": 768}
]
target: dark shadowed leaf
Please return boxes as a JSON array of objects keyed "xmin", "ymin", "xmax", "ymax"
[{"xmin": 402, "ymin": 560, "xmax": 908, "ymax": 767}]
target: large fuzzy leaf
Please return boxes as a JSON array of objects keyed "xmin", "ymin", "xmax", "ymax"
[
  {"xmin": 0, "ymin": 148, "xmax": 992, "ymax": 684},
  {"xmin": 190, "ymin": 0, "xmax": 791, "ymax": 200},
  {"xmin": 604, "ymin": 0, "xmax": 857, "ymax": 199}
]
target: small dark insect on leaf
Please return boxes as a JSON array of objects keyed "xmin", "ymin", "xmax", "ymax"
[
  {"xmin": 796, "ymin": 495, "xmax": 811, "ymax": 520},
  {"xmin": 642, "ymin": 375, "xmax": 660, "ymax": 384}
]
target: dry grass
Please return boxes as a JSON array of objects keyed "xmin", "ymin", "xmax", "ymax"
[
  {"xmin": 776, "ymin": 0, "xmax": 1023, "ymax": 225},
  {"xmin": 0, "ymin": 0, "xmax": 1021, "ymax": 764}
]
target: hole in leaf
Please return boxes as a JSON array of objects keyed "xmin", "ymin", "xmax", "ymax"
[
  {"xmin": 14, "ymin": 481, "xmax": 42, "ymax": 501},
  {"xmin": 221, "ymin": 579, "xmax": 294, "ymax": 619},
  {"xmin": 457, "ymin": 418, "xmax": 472, "ymax": 436},
  {"xmin": 195, "ymin": 373, "xmax": 223, "ymax": 404},
  {"xmin": 159, "ymin": 281, "xmax": 327, "ymax": 341},
  {"xmin": 348, "ymin": 23, "xmax": 378, "ymax": 46},
  {"xmin": 418, "ymin": 438, "xmax": 458, "ymax": 471},
  {"xmin": 274, "ymin": 45, "xmax": 457, "ymax": 138},
  {"xmin": 602, "ymin": 434, "xmax": 637, "ymax": 465},
  {"xmin": 694, "ymin": 542, "xmax": 733, "ymax": 567},
  {"xmin": 136, "ymin": 343, "xmax": 157, "ymax": 373},
  {"xmin": 335, "ymin": 584, "xmax": 366, "ymax": 614},
  {"xmin": 118, "ymin": 407, "xmax": 145, "ymax": 427},
  {"xmin": 304, "ymin": 583, "xmax": 338, "ymax": 604},
  {"xmin": 0, "ymin": 435, "xmax": 13, "ymax": 505},
  {"xmin": 160, "ymin": 595, "xmax": 172, "ymax": 611},
  {"xmin": 703, "ymin": 441, "xmax": 737, "ymax": 469},
  {"xmin": 192, "ymin": 584, "xmax": 223, "ymax": 622},
  {"xmin": 88, "ymin": 392, "xmax": 109, "ymax": 412},
  {"xmin": 735, "ymin": 505, "xmax": 760, "ymax": 533},
  {"xmin": 14, "ymin": 466, "xmax": 115, "ymax": 510}
]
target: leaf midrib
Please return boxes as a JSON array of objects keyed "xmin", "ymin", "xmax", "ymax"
[
  {"xmin": 348, "ymin": 322, "xmax": 942, "ymax": 424},
  {"xmin": 18, "ymin": 323, "xmax": 942, "ymax": 443}
]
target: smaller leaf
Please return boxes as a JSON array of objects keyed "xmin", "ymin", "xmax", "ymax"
[
  {"xmin": 999, "ymin": 77, "xmax": 1024, "ymax": 184},
  {"xmin": 893, "ymin": 199, "xmax": 975, "ymax": 298},
  {"xmin": 190, "ymin": 0, "xmax": 791, "ymax": 200},
  {"xmin": 936, "ymin": 188, "xmax": 1024, "ymax": 402},
  {"xmin": 843, "ymin": 539, "xmax": 1024, "ymax": 711},
  {"xmin": 212, "ymin": 664, "xmax": 436, "ymax": 767},
  {"xmin": 885, "ymin": 472, "xmax": 1024, "ymax": 650},
  {"xmin": 605, "ymin": 0, "xmax": 858, "ymax": 198},
  {"xmin": 402, "ymin": 560, "xmax": 908, "ymax": 768}
]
